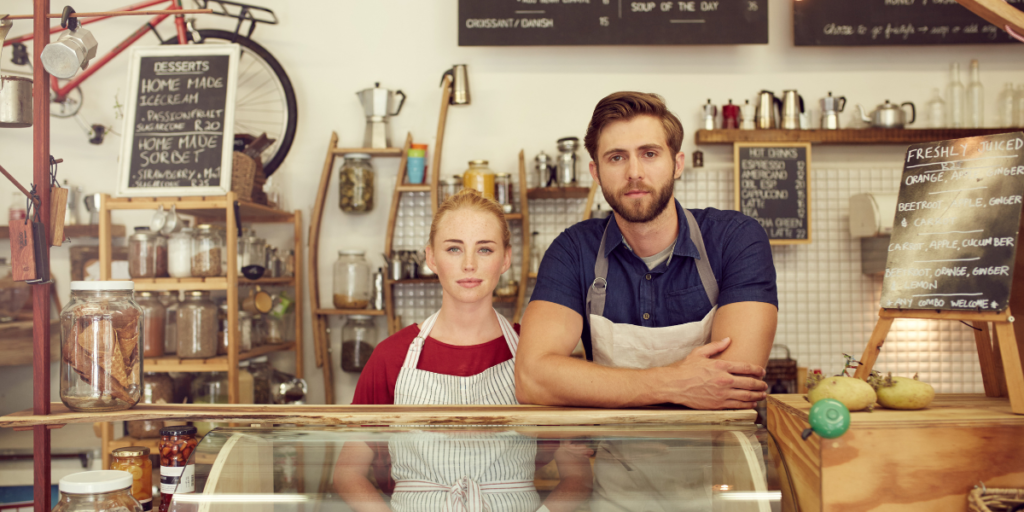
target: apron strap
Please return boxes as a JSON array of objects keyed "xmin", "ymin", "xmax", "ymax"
[
  {"xmin": 402, "ymin": 309, "xmax": 520, "ymax": 370},
  {"xmin": 683, "ymin": 208, "xmax": 719, "ymax": 306}
]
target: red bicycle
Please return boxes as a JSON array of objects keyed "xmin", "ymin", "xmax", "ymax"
[{"xmin": 3, "ymin": 0, "xmax": 297, "ymax": 175}]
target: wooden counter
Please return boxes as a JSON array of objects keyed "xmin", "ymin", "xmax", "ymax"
[{"xmin": 768, "ymin": 393, "xmax": 1024, "ymax": 512}]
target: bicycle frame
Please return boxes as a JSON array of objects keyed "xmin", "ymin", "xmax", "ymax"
[{"xmin": 2, "ymin": 0, "xmax": 189, "ymax": 102}]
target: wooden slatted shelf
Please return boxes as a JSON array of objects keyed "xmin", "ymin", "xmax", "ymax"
[
  {"xmin": 396, "ymin": 184, "xmax": 431, "ymax": 192},
  {"xmin": 103, "ymin": 196, "xmax": 294, "ymax": 223},
  {"xmin": 505, "ymin": 213, "xmax": 523, "ymax": 221},
  {"xmin": 316, "ymin": 309, "xmax": 386, "ymax": 316},
  {"xmin": 527, "ymin": 187, "xmax": 593, "ymax": 200},
  {"xmin": 694, "ymin": 128, "xmax": 1023, "ymax": 145},
  {"xmin": 0, "ymin": 224, "xmax": 126, "ymax": 239},
  {"xmin": 128, "ymin": 277, "xmax": 228, "ymax": 291},
  {"xmin": 331, "ymin": 147, "xmax": 403, "ymax": 156},
  {"xmin": 238, "ymin": 276, "xmax": 294, "ymax": 286},
  {"xmin": 143, "ymin": 342, "xmax": 296, "ymax": 372}
]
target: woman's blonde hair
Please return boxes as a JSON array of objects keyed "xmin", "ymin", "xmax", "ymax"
[{"xmin": 429, "ymin": 189, "xmax": 511, "ymax": 248}]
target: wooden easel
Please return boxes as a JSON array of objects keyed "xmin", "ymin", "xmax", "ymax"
[{"xmin": 854, "ymin": 307, "xmax": 1024, "ymax": 414}]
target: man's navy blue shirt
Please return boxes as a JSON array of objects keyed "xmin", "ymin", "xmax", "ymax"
[{"xmin": 531, "ymin": 200, "xmax": 778, "ymax": 360}]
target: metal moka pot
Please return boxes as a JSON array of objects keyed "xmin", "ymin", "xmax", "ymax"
[
  {"xmin": 780, "ymin": 90, "xmax": 804, "ymax": 130},
  {"xmin": 755, "ymin": 90, "xmax": 782, "ymax": 129},
  {"xmin": 40, "ymin": 9, "xmax": 98, "ymax": 80},
  {"xmin": 820, "ymin": 92, "xmax": 847, "ymax": 130},
  {"xmin": 0, "ymin": 16, "xmax": 32, "ymax": 128},
  {"xmin": 441, "ymin": 64, "xmax": 470, "ymax": 105},
  {"xmin": 534, "ymin": 151, "xmax": 556, "ymax": 188},
  {"xmin": 356, "ymin": 82, "xmax": 406, "ymax": 148}
]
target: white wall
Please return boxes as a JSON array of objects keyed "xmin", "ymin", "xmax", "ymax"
[{"xmin": 1, "ymin": 0, "xmax": 1023, "ymax": 461}]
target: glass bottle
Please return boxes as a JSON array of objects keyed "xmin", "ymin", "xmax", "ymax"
[
  {"xmin": 341, "ymin": 315, "xmax": 378, "ymax": 372},
  {"xmin": 135, "ymin": 291, "xmax": 165, "ymax": 358},
  {"xmin": 999, "ymin": 82, "xmax": 1016, "ymax": 128},
  {"xmin": 966, "ymin": 59, "xmax": 984, "ymax": 128},
  {"xmin": 530, "ymin": 231, "xmax": 543, "ymax": 274},
  {"xmin": 927, "ymin": 89, "xmax": 945, "ymax": 129},
  {"xmin": 110, "ymin": 447, "xmax": 153, "ymax": 511},
  {"xmin": 333, "ymin": 250, "xmax": 372, "ymax": 309},
  {"xmin": 463, "ymin": 160, "xmax": 495, "ymax": 200},
  {"xmin": 53, "ymin": 471, "xmax": 142, "ymax": 512},
  {"xmin": 126, "ymin": 372, "xmax": 174, "ymax": 439},
  {"xmin": 158, "ymin": 425, "xmax": 197, "ymax": 512},
  {"xmin": 128, "ymin": 228, "xmax": 167, "ymax": 278},
  {"xmin": 439, "ymin": 175, "xmax": 463, "ymax": 204},
  {"xmin": 339, "ymin": 153, "xmax": 375, "ymax": 213},
  {"xmin": 190, "ymin": 224, "xmax": 224, "ymax": 277},
  {"xmin": 176, "ymin": 290, "xmax": 218, "ymax": 359},
  {"xmin": 162, "ymin": 293, "xmax": 179, "ymax": 355},
  {"xmin": 60, "ymin": 281, "xmax": 143, "ymax": 412},
  {"xmin": 946, "ymin": 62, "xmax": 966, "ymax": 128},
  {"xmin": 167, "ymin": 229, "xmax": 193, "ymax": 278},
  {"xmin": 494, "ymin": 172, "xmax": 514, "ymax": 213}
]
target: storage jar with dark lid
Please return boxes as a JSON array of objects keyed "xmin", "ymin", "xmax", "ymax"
[
  {"xmin": 341, "ymin": 315, "xmax": 377, "ymax": 373},
  {"xmin": 339, "ymin": 153, "xmax": 375, "ymax": 213},
  {"xmin": 53, "ymin": 470, "xmax": 142, "ymax": 512},
  {"xmin": 176, "ymin": 290, "xmax": 217, "ymax": 359},
  {"xmin": 126, "ymin": 372, "xmax": 174, "ymax": 439},
  {"xmin": 191, "ymin": 224, "xmax": 224, "ymax": 277},
  {"xmin": 128, "ymin": 228, "xmax": 167, "ymax": 278},
  {"xmin": 136, "ymin": 291, "xmax": 165, "ymax": 358},
  {"xmin": 60, "ymin": 281, "xmax": 143, "ymax": 412},
  {"xmin": 110, "ymin": 447, "xmax": 152, "ymax": 510}
]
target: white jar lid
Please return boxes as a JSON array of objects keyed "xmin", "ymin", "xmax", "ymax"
[
  {"xmin": 70, "ymin": 281, "xmax": 135, "ymax": 291},
  {"xmin": 345, "ymin": 153, "xmax": 371, "ymax": 159},
  {"xmin": 59, "ymin": 470, "xmax": 133, "ymax": 494}
]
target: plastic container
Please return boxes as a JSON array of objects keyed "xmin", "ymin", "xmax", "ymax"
[
  {"xmin": 339, "ymin": 153, "xmax": 375, "ymax": 213},
  {"xmin": 60, "ymin": 281, "xmax": 143, "ymax": 412},
  {"xmin": 341, "ymin": 315, "xmax": 377, "ymax": 373},
  {"xmin": 167, "ymin": 229, "xmax": 193, "ymax": 278},
  {"xmin": 494, "ymin": 172, "xmax": 514, "ymax": 213},
  {"xmin": 333, "ymin": 250, "xmax": 371, "ymax": 309},
  {"xmin": 128, "ymin": 228, "xmax": 167, "ymax": 278},
  {"xmin": 126, "ymin": 372, "xmax": 174, "ymax": 439},
  {"xmin": 176, "ymin": 291, "xmax": 218, "ymax": 359},
  {"xmin": 463, "ymin": 159, "xmax": 495, "ymax": 200},
  {"xmin": 135, "ymin": 291, "xmax": 165, "ymax": 358},
  {"xmin": 53, "ymin": 471, "xmax": 142, "ymax": 512},
  {"xmin": 158, "ymin": 426, "xmax": 197, "ymax": 512},
  {"xmin": 406, "ymin": 144, "xmax": 427, "ymax": 184},
  {"xmin": 110, "ymin": 447, "xmax": 153, "ymax": 510},
  {"xmin": 191, "ymin": 224, "xmax": 224, "ymax": 277}
]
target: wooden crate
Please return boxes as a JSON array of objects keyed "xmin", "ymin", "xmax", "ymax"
[{"xmin": 768, "ymin": 394, "xmax": 1024, "ymax": 512}]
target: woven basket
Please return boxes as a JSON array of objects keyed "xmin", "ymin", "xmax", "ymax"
[
  {"xmin": 968, "ymin": 487, "xmax": 1024, "ymax": 512},
  {"xmin": 231, "ymin": 151, "xmax": 256, "ymax": 201}
]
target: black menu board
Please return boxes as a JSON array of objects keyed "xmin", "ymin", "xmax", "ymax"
[
  {"xmin": 118, "ymin": 45, "xmax": 238, "ymax": 197},
  {"xmin": 458, "ymin": 0, "xmax": 768, "ymax": 46},
  {"xmin": 734, "ymin": 143, "xmax": 811, "ymax": 245},
  {"xmin": 880, "ymin": 132, "xmax": 1024, "ymax": 311},
  {"xmin": 794, "ymin": 0, "xmax": 1023, "ymax": 46}
]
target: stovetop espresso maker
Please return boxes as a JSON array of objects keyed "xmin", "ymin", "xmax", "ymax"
[{"xmin": 356, "ymin": 82, "xmax": 406, "ymax": 148}]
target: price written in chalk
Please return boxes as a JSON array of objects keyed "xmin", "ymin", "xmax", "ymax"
[{"xmin": 734, "ymin": 143, "xmax": 811, "ymax": 245}]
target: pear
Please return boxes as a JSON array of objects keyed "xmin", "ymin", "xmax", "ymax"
[
  {"xmin": 807, "ymin": 376, "xmax": 877, "ymax": 412},
  {"xmin": 871, "ymin": 373, "xmax": 935, "ymax": 410}
]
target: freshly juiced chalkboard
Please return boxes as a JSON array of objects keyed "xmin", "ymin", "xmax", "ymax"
[
  {"xmin": 734, "ymin": 143, "xmax": 811, "ymax": 245},
  {"xmin": 794, "ymin": 0, "xmax": 1024, "ymax": 46},
  {"xmin": 458, "ymin": 0, "xmax": 768, "ymax": 46},
  {"xmin": 880, "ymin": 132, "xmax": 1024, "ymax": 311},
  {"xmin": 118, "ymin": 45, "xmax": 239, "ymax": 197}
]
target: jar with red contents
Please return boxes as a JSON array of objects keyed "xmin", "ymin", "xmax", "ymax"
[{"xmin": 158, "ymin": 425, "xmax": 198, "ymax": 512}]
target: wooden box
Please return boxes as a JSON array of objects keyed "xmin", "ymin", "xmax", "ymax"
[{"xmin": 768, "ymin": 394, "xmax": 1024, "ymax": 511}]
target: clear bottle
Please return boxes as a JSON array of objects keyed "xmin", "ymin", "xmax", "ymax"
[
  {"xmin": 53, "ymin": 471, "xmax": 142, "ymax": 512},
  {"xmin": 966, "ymin": 59, "xmax": 984, "ymax": 128},
  {"xmin": 176, "ymin": 290, "xmax": 218, "ymax": 359},
  {"xmin": 927, "ymin": 89, "xmax": 946, "ymax": 129},
  {"xmin": 60, "ymin": 281, "xmax": 143, "ymax": 412},
  {"xmin": 946, "ymin": 62, "xmax": 966, "ymax": 128},
  {"xmin": 191, "ymin": 224, "xmax": 224, "ymax": 277},
  {"xmin": 1000, "ymin": 82, "xmax": 1016, "ymax": 128},
  {"xmin": 341, "ymin": 315, "xmax": 378, "ymax": 373},
  {"xmin": 135, "ymin": 291, "xmax": 165, "ymax": 358},
  {"xmin": 494, "ymin": 172, "xmax": 514, "ymax": 213},
  {"xmin": 8, "ymin": 190, "xmax": 26, "ymax": 221},
  {"xmin": 126, "ymin": 372, "xmax": 174, "ymax": 439},
  {"xmin": 463, "ymin": 160, "xmax": 495, "ymax": 200},
  {"xmin": 167, "ymin": 229, "xmax": 193, "ymax": 278},
  {"xmin": 128, "ymin": 228, "xmax": 167, "ymax": 278},
  {"xmin": 333, "ymin": 250, "xmax": 372, "ymax": 309},
  {"xmin": 110, "ymin": 447, "xmax": 153, "ymax": 511},
  {"xmin": 339, "ymin": 153, "xmax": 375, "ymax": 213}
]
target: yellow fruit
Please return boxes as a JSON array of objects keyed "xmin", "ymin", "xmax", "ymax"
[
  {"xmin": 807, "ymin": 376, "xmax": 876, "ymax": 411},
  {"xmin": 875, "ymin": 375, "xmax": 935, "ymax": 410}
]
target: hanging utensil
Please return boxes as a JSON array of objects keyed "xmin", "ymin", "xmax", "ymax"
[{"xmin": 0, "ymin": 15, "xmax": 32, "ymax": 129}]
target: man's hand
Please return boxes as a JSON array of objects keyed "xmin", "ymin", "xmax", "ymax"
[{"xmin": 657, "ymin": 337, "xmax": 768, "ymax": 409}]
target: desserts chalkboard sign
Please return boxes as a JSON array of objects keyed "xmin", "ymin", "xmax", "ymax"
[
  {"xmin": 117, "ymin": 45, "xmax": 239, "ymax": 197},
  {"xmin": 458, "ymin": 0, "xmax": 768, "ymax": 46},
  {"xmin": 880, "ymin": 132, "xmax": 1024, "ymax": 311},
  {"xmin": 734, "ymin": 143, "xmax": 811, "ymax": 245}
]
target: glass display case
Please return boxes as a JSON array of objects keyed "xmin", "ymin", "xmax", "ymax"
[{"xmin": 162, "ymin": 424, "xmax": 791, "ymax": 511}]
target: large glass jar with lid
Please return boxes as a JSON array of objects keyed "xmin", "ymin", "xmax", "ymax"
[
  {"xmin": 339, "ymin": 153, "xmax": 375, "ymax": 213},
  {"xmin": 128, "ymin": 228, "xmax": 167, "ymax": 278},
  {"xmin": 167, "ymin": 228, "xmax": 192, "ymax": 278},
  {"xmin": 60, "ymin": 281, "xmax": 143, "ymax": 412},
  {"xmin": 239, "ymin": 234, "xmax": 266, "ymax": 275},
  {"xmin": 341, "ymin": 315, "xmax": 378, "ymax": 373},
  {"xmin": 126, "ymin": 372, "xmax": 174, "ymax": 439},
  {"xmin": 176, "ymin": 291, "xmax": 218, "ymax": 358},
  {"xmin": 463, "ymin": 160, "xmax": 495, "ymax": 200},
  {"xmin": 52, "ymin": 471, "xmax": 142, "ymax": 512},
  {"xmin": 191, "ymin": 224, "xmax": 224, "ymax": 277},
  {"xmin": 494, "ymin": 172, "xmax": 514, "ymax": 213},
  {"xmin": 217, "ymin": 304, "xmax": 253, "ymax": 355},
  {"xmin": 135, "ymin": 291, "xmax": 165, "ymax": 358},
  {"xmin": 439, "ymin": 175, "xmax": 463, "ymax": 204},
  {"xmin": 333, "ymin": 250, "xmax": 371, "ymax": 309}
]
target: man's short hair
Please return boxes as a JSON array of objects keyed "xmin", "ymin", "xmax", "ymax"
[{"xmin": 583, "ymin": 92, "xmax": 684, "ymax": 163}]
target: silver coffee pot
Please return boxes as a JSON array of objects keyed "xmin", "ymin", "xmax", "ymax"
[
  {"xmin": 39, "ymin": 11, "xmax": 97, "ymax": 79},
  {"xmin": 555, "ymin": 137, "xmax": 580, "ymax": 188},
  {"xmin": 356, "ymin": 82, "xmax": 406, "ymax": 148},
  {"xmin": 534, "ymin": 151, "xmax": 555, "ymax": 188},
  {"xmin": 857, "ymin": 100, "xmax": 916, "ymax": 129},
  {"xmin": 780, "ymin": 90, "xmax": 804, "ymax": 130},
  {"xmin": 756, "ymin": 90, "xmax": 782, "ymax": 129},
  {"xmin": 820, "ymin": 92, "xmax": 847, "ymax": 130}
]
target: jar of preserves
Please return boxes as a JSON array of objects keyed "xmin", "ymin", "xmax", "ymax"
[
  {"xmin": 135, "ymin": 291, "xmax": 165, "ymax": 358},
  {"xmin": 160, "ymin": 292, "xmax": 179, "ymax": 355},
  {"xmin": 167, "ymin": 229, "xmax": 192, "ymax": 278},
  {"xmin": 176, "ymin": 291, "xmax": 218, "ymax": 359},
  {"xmin": 126, "ymin": 372, "xmax": 174, "ymax": 439},
  {"xmin": 61, "ymin": 281, "xmax": 143, "ymax": 412},
  {"xmin": 53, "ymin": 471, "xmax": 142, "ymax": 512},
  {"xmin": 439, "ymin": 175, "xmax": 463, "ymax": 204},
  {"xmin": 341, "ymin": 315, "xmax": 377, "ymax": 373},
  {"xmin": 110, "ymin": 447, "xmax": 153, "ymax": 510},
  {"xmin": 191, "ymin": 225, "xmax": 224, "ymax": 277},
  {"xmin": 494, "ymin": 172, "xmax": 514, "ymax": 213},
  {"xmin": 158, "ymin": 425, "xmax": 197, "ymax": 512},
  {"xmin": 128, "ymin": 228, "xmax": 167, "ymax": 278},
  {"xmin": 463, "ymin": 160, "xmax": 495, "ymax": 200},
  {"xmin": 339, "ymin": 153, "xmax": 375, "ymax": 213},
  {"xmin": 333, "ymin": 250, "xmax": 371, "ymax": 309}
]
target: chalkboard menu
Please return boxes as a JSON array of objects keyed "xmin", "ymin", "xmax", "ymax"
[
  {"xmin": 734, "ymin": 143, "xmax": 811, "ymax": 245},
  {"xmin": 118, "ymin": 45, "xmax": 239, "ymax": 197},
  {"xmin": 458, "ymin": 0, "xmax": 768, "ymax": 46},
  {"xmin": 794, "ymin": 0, "xmax": 1023, "ymax": 46},
  {"xmin": 880, "ymin": 132, "xmax": 1024, "ymax": 311}
]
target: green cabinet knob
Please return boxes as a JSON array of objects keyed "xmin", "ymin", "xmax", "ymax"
[{"xmin": 807, "ymin": 398, "xmax": 850, "ymax": 439}]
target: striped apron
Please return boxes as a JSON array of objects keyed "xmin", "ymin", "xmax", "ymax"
[{"xmin": 390, "ymin": 309, "xmax": 542, "ymax": 512}]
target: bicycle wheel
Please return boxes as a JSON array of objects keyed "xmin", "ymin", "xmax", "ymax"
[{"xmin": 164, "ymin": 29, "xmax": 298, "ymax": 176}]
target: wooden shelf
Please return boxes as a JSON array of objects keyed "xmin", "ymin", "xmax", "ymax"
[
  {"xmin": 396, "ymin": 184, "xmax": 431, "ymax": 192},
  {"xmin": 389, "ymin": 278, "xmax": 440, "ymax": 285},
  {"xmin": 104, "ymin": 196, "xmax": 294, "ymax": 223},
  {"xmin": 694, "ymin": 128, "xmax": 1023, "ymax": 145},
  {"xmin": 527, "ymin": 187, "xmax": 592, "ymax": 200},
  {"xmin": 493, "ymin": 296, "xmax": 517, "ymax": 303},
  {"xmin": 128, "ymin": 277, "xmax": 228, "ymax": 291},
  {"xmin": 238, "ymin": 276, "xmax": 294, "ymax": 286},
  {"xmin": 0, "ymin": 224, "xmax": 126, "ymax": 240},
  {"xmin": 316, "ymin": 309, "xmax": 386, "ymax": 316},
  {"xmin": 528, "ymin": 272, "xmax": 537, "ymax": 279},
  {"xmin": 331, "ymin": 147, "xmax": 403, "ymax": 156},
  {"xmin": 143, "ymin": 342, "xmax": 296, "ymax": 372},
  {"xmin": 505, "ymin": 213, "xmax": 523, "ymax": 221}
]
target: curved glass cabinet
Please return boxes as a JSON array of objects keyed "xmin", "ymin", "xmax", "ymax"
[{"xmin": 165, "ymin": 424, "xmax": 794, "ymax": 512}]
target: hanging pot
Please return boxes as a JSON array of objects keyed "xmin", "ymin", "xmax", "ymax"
[{"xmin": 0, "ymin": 17, "xmax": 32, "ymax": 128}]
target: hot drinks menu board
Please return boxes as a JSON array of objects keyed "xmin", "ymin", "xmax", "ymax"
[
  {"xmin": 880, "ymin": 132, "xmax": 1024, "ymax": 311},
  {"xmin": 458, "ymin": 0, "xmax": 768, "ymax": 45},
  {"xmin": 734, "ymin": 143, "xmax": 811, "ymax": 245},
  {"xmin": 794, "ymin": 0, "xmax": 1023, "ymax": 46},
  {"xmin": 117, "ymin": 45, "xmax": 239, "ymax": 197}
]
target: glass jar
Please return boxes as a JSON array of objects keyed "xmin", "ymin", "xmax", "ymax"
[
  {"xmin": 217, "ymin": 305, "xmax": 253, "ymax": 355},
  {"xmin": 494, "ymin": 172, "xmax": 514, "ymax": 213},
  {"xmin": 158, "ymin": 425, "xmax": 197, "ymax": 512},
  {"xmin": 463, "ymin": 160, "xmax": 495, "ymax": 200},
  {"xmin": 135, "ymin": 291, "xmax": 165, "ymax": 358},
  {"xmin": 249, "ymin": 356, "xmax": 274, "ymax": 404},
  {"xmin": 439, "ymin": 175, "xmax": 463, "ymax": 204},
  {"xmin": 54, "ymin": 471, "xmax": 142, "ymax": 512},
  {"xmin": 494, "ymin": 272, "xmax": 518, "ymax": 298},
  {"xmin": 60, "ymin": 281, "xmax": 143, "ymax": 412},
  {"xmin": 341, "ymin": 315, "xmax": 377, "ymax": 373},
  {"xmin": 190, "ymin": 373, "xmax": 230, "ymax": 436},
  {"xmin": 261, "ymin": 314, "xmax": 285, "ymax": 345},
  {"xmin": 284, "ymin": 249, "xmax": 296, "ymax": 277},
  {"xmin": 167, "ymin": 229, "xmax": 192, "ymax": 278},
  {"xmin": 191, "ymin": 224, "xmax": 224, "ymax": 277},
  {"xmin": 333, "ymin": 250, "xmax": 371, "ymax": 309},
  {"xmin": 176, "ymin": 291, "xmax": 218, "ymax": 359},
  {"xmin": 110, "ymin": 447, "xmax": 153, "ymax": 510},
  {"xmin": 339, "ymin": 153, "xmax": 375, "ymax": 213},
  {"xmin": 159, "ymin": 292, "xmax": 178, "ymax": 355},
  {"xmin": 128, "ymin": 228, "xmax": 167, "ymax": 278},
  {"xmin": 126, "ymin": 372, "xmax": 174, "ymax": 439},
  {"xmin": 239, "ymin": 234, "xmax": 265, "ymax": 274}
]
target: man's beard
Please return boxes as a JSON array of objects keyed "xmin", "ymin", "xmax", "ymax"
[{"xmin": 600, "ymin": 174, "xmax": 675, "ymax": 224}]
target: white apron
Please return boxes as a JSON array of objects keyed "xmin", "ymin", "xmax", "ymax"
[{"xmin": 389, "ymin": 309, "xmax": 542, "ymax": 512}]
